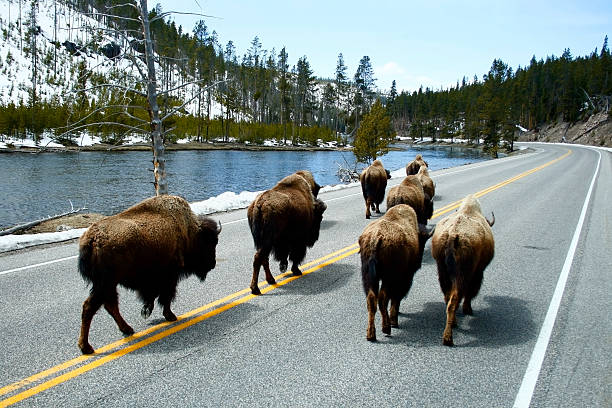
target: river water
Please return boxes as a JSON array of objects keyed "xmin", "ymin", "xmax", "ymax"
[{"xmin": 0, "ymin": 145, "xmax": 488, "ymax": 228}]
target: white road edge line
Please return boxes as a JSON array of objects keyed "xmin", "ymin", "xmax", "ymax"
[
  {"xmin": 513, "ymin": 149, "xmax": 602, "ymax": 408},
  {"xmin": 0, "ymin": 255, "xmax": 78, "ymax": 276}
]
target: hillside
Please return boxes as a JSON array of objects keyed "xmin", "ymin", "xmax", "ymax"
[{"xmin": 518, "ymin": 112, "xmax": 611, "ymax": 148}]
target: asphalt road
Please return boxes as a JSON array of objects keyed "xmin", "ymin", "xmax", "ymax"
[{"xmin": 0, "ymin": 143, "xmax": 610, "ymax": 407}]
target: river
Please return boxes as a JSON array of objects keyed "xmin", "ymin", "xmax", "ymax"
[{"xmin": 0, "ymin": 144, "xmax": 489, "ymax": 228}]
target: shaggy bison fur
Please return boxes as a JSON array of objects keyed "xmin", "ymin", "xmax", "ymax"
[
  {"xmin": 431, "ymin": 194, "xmax": 495, "ymax": 346},
  {"xmin": 247, "ymin": 170, "xmax": 327, "ymax": 295},
  {"xmin": 359, "ymin": 204, "xmax": 433, "ymax": 341},
  {"xmin": 77, "ymin": 195, "xmax": 221, "ymax": 354},
  {"xmin": 360, "ymin": 160, "xmax": 391, "ymax": 219}
]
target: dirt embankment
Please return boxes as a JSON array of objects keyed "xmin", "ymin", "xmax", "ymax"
[{"xmin": 518, "ymin": 112, "xmax": 612, "ymax": 147}]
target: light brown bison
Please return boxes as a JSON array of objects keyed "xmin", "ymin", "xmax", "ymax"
[
  {"xmin": 386, "ymin": 175, "xmax": 433, "ymax": 224},
  {"xmin": 405, "ymin": 154, "xmax": 428, "ymax": 175},
  {"xmin": 431, "ymin": 194, "xmax": 495, "ymax": 346},
  {"xmin": 360, "ymin": 160, "xmax": 391, "ymax": 219},
  {"xmin": 247, "ymin": 170, "xmax": 327, "ymax": 295},
  {"xmin": 359, "ymin": 204, "xmax": 433, "ymax": 341},
  {"xmin": 77, "ymin": 195, "xmax": 221, "ymax": 354},
  {"xmin": 416, "ymin": 165, "xmax": 435, "ymax": 199}
]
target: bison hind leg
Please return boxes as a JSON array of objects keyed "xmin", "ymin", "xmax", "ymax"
[
  {"xmin": 141, "ymin": 300, "xmax": 154, "ymax": 319},
  {"xmin": 289, "ymin": 245, "xmax": 307, "ymax": 276}
]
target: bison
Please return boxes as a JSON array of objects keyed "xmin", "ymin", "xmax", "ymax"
[
  {"xmin": 247, "ymin": 170, "xmax": 327, "ymax": 295},
  {"xmin": 360, "ymin": 160, "xmax": 391, "ymax": 219},
  {"xmin": 406, "ymin": 154, "xmax": 428, "ymax": 176},
  {"xmin": 359, "ymin": 204, "xmax": 434, "ymax": 341},
  {"xmin": 386, "ymin": 175, "xmax": 433, "ymax": 224},
  {"xmin": 416, "ymin": 165, "xmax": 435, "ymax": 199},
  {"xmin": 77, "ymin": 195, "xmax": 221, "ymax": 354},
  {"xmin": 431, "ymin": 194, "xmax": 495, "ymax": 346}
]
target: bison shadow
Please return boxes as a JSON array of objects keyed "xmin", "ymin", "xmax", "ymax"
[
  {"xmin": 380, "ymin": 295, "xmax": 536, "ymax": 348},
  {"xmin": 272, "ymin": 262, "xmax": 353, "ymax": 296},
  {"xmin": 319, "ymin": 219, "xmax": 338, "ymax": 230},
  {"xmin": 95, "ymin": 301, "xmax": 261, "ymax": 356}
]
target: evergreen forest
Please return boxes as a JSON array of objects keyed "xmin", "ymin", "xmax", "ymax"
[{"xmin": 0, "ymin": 0, "xmax": 610, "ymax": 155}]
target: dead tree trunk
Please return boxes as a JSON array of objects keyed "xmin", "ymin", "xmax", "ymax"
[{"xmin": 139, "ymin": 0, "xmax": 167, "ymax": 196}]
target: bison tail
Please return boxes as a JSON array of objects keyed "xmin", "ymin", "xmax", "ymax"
[
  {"xmin": 248, "ymin": 204, "xmax": 275, "ymax": 252},
  {"xmin": 78, "ymin": 239, "xmax": 95, "ymax": 285},
  {"xmin": 361, "ymin": 256, "xmax": 379, "ymax": 295},
  {"xmin": 444, "ymin": 235, "xmax": 460, "ymax": 282}
]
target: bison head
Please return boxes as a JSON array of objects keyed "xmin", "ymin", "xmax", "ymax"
[
  {"xmin": 306, "ymin": 199, "xmax": 327, "ymax": 247},
  {"xmin": 189, "ymin": 216, "xmax": 222, "ymax": 280}
]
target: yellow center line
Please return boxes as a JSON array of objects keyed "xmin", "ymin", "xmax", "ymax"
[{"xmin": 0, "ymin": 148, "xmax": 572, "ymax": 407}]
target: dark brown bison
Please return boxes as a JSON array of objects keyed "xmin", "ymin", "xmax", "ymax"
[
  {"xmin": 360, "ymin": 160, "xmax": 391, "ymax": 219},
  {"xmin": 247, "ymin": 170, "xmax": 327, "ymax": 295},
  {"xmin": 406, "ymin": 154, "xmax": 428, "ymax": 175},
  {"xmin": 386, "ymin": 175, "xmax": 433, "ymax": 224},
  {"xmin": 359, "ymin": 204, "xmax": 433, "ymax": 341},
  {"xmin": 77, "ymin": 195, "xmax": 221, "ymax": 354},
  {"xmin": 431, "ymin": 194, "xmax": 495, "ymax": 346}
]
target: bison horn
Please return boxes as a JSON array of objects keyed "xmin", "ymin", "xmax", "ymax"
[
  {"xmin": 217, "ymin": 221, "xmax": 222, "ymax": 234},
  {"xmin": 486, "ymin": 212, "xmax": 495, "ymax": 227}
]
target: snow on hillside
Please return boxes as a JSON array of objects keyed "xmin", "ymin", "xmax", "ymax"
[{"xmin": 0, "ymin": 0, "xmax": 223, "ymax": 123}]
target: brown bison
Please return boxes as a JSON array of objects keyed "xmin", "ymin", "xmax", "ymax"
[
  {"xmin": 416, "ymin": 165, "xmax": 435, "ymax": 199},
  {"xmin": 359, "ymin": 204, "xmax": 433, "ymax": 341},
  {"xmin": 386, "ymin": 175, "xmax": 433, "ymax": 224},
  {"xmin": 431, "ymin": 194, "xmax": 495, "ymax": 346},
  {"xmin": 77, "ymin": 195, "xmax": 221, "ymax": 354},
  {"xmin": 360, "ymin": 160, "xmax": 391, "ymax": 219},
  {"xmin": 406, "ymin": 154, "xmax": 428, "ymax": 175},
  {"xmin": 247, "ymin": 170, "xmax": 327, "ymax": 295}
]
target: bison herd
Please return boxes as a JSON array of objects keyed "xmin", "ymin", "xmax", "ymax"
[{"xmin": 77, "ymin": 157, "xmax": 495, "ymax": 354}]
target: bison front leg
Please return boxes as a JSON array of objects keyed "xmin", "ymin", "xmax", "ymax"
[
  {"xmin": 78, "ymin": 294, "xmax": 104, "ymax": 355},
  {"xmin": 159, "ymin": 284, "xmax": 178, "ymax": 322},
  {"xmin": 366, "ymin": 289, "xmax": 377, "ymax": 341}
]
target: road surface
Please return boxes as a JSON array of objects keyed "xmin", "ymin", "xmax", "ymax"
[{"xmin": 0, "ymin": 142, "xmax": 610, "ymax": 407}]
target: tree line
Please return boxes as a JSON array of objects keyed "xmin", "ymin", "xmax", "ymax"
[
  {"xmin": 0, "ymin": 0, "xmax": 380, "ymax": 147},
  {"xmin": 387, "ymin": 36, "xmax": 612, "ymax": 155}
]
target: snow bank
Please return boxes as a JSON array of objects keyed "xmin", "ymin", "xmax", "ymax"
[{"xmin": 0, "ymin": 228, "xmax": 87, "ymax": 252}]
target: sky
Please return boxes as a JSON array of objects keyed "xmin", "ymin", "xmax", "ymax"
[{"xmin": 152, "ymin": 0, "xmax": 611, "ymax": 94}]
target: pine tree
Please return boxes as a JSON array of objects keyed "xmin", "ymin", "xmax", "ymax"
[{"xmin": 353, "ymin": 99, "xmax": 395, "ymax": 163}]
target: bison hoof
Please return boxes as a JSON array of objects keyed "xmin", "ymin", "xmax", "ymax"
[
  {"xmin": 365, "ymin": 214, "xmax": 371, "ymax": 219},
  {"xmin": 251, "ymin": 286, "xmax": 262, "ymax": 296},
  {"xmin": 382, "ymin": 325, "xmax": 391, "ymax": 335},
  {"xmin": 266, "ymin": 277, "xmax": 277, "ymax": 285},
  {"xmin": 391, "ymin": 322, "xmax": 399, "ymax": 328},
  {"xmin": 79, "ymin": 342, "xmax": 95, "ymax": 355},
  {"xmin": 279, "ymin": 260, "xmax": 288, "ymax": 273},
  {"xmin": 141, "ymin": 305, "xmax": 153, "ymax": 319},
  {"xmin": 121, "ymin": 325, "xmax": 135, "ymax": 335},
  {"xmin": 291, "ymin": 267, "xmax": 302, "ymax": 276},
  {"xmin": 443, "ymin": 336, "xmax": 454, "ymax": 347},
  {"xmin": 366, "ymin": 335, "xmax": 376, "ymax": 342},
  {"xmin": 164, "ymin": 311, "xmax": 177, "ymax": 322}
]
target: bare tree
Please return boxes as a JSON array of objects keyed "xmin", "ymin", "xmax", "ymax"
[{"xmin": 56, "ymin": 0, "xmax": 221, "ymax": 196}]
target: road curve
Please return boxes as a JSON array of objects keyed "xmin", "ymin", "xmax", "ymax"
[{"xmin": 0, "ymin": 143, "xmax": 610, "ymax": 407}]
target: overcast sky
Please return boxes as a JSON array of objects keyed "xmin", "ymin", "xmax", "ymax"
[{"xmin": 154, "ymin": 0, "xmax": 611, "ymax": 94}]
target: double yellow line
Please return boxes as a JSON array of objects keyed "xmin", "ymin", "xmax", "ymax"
[{"xmin": 0, "ymin": 148, "xmax": 571, "ymax": 407}]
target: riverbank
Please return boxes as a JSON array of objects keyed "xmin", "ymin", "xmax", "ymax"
[{"xmin": 0, "ymin": 140, "xmax": 352, "ymax": 154}]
